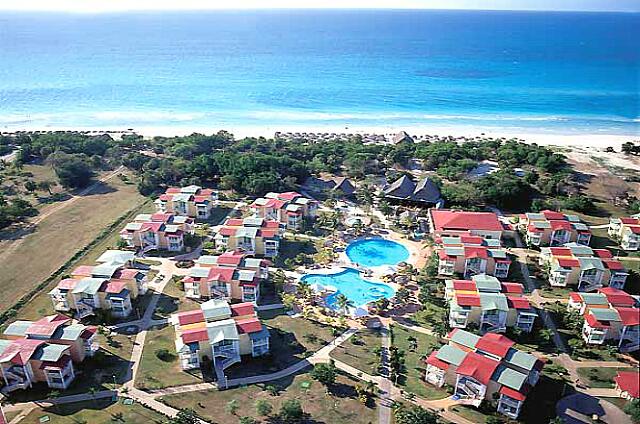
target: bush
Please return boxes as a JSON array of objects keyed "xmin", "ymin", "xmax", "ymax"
[
  {"xmin": 154, "ymin": 348, "xmax": 175, "ymax": 362},
  {"xmin": 255, "ymin": 399, "xmax": 273, "ymax": 416},
  {"xmin": 279, "ymin": 399, "xmax": 303, "ymax": 422}
]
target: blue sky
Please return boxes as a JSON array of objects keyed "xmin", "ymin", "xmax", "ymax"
[{"xmin": 0, "ymin": 0, "xmax": 638, "ymax": 12}]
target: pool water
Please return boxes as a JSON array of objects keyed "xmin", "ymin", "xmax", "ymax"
[
  {"xmin": 346, "ymin": 238, "xmax": 410, "ymax": 267},
  {"xmin": 301, "ymin": 268, "xmax": 395, "ymax": 309}
]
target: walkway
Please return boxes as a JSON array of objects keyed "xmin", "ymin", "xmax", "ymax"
[{"xmin": 378, "ymin": 323, "xmax": 393, "ymax": 424}]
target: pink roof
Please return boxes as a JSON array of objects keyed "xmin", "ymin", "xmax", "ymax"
[
  {"xmin": 194, "ymin": 195, "xmax": 210, "ymax": 203},
  {"xmin": 277, "ymin": 192, "xmax": 301, "ymax": 201},
  {"xmin": 593, "ymin": 249, "xmax": 613, "ymax": 259},
  {"xmin": 430, "ymin": 210, "xmax": 502, "ymax": 233},
  {"xmin": 456, "ymin": 351, "xmax": 500, "ymax": 385},
  {"xmin": 165, "ymin": 188, "xmax": 181, "ymax": 194},
  {"xmin": 541, "ymin": 210, "xmax": 566, "ymax": 220},
  {"xmin": 206, "ymin": 266, "xmax": 236, "ymax": 282},
  {"xmin": 181, "ymin": 328, "xmax": 209, "ymax": 344},
  {"xmin": 159, "ymin": 194, "xmax": 172, "ymax": 201},
  {"xmin": 217, "ymin": 251, "xmax": 245, "ymax": 266},
  {"xmin": 616, "ymin": 308, "xmax": 640, "ymax": 326},
  {"xmin": 602, "ymin": 259, "xmax": 625, "ymax": 271},
  {"xmin": 620, "ymin": 218, "xmax": 640, "ymax": 225},
  {"xmin": 598, "ymin": 287, "xmax": 635, "ymax": 307},
  {"xmin": 507, "ymin": 297, "xmax": 531, "ymax": 310},
  {"xmin": 452, "ymin": 280, "xmax": 477, "ymax": 292},
  {"xmin": 557, "ymin": 258, "xmax": 580, "ymax": 268},
  {"xmin": 177, "ymin": 310, "xmax": 205, "ymax": 326},
  {"xmin": 200, "ymin": 189, "xmax": 215, "ymax": 196},
  {"xmin": 263, "ymin": 220, "xmax": 280, "ymax": 229},
  {"xmin": 259, "ymin": 229, "xmax": 279, "ymax": 238},
  {"xmin": 219, "ymin": 227, "xmax": 237, "ymax": 236},
  {"xmin": 231, "ymin": 302, "xmax": 256, "ymax": 317},
  {"xmin": 550, "ymin": 220, "xmax": 573, "ymax": 231},
  {"xmin": 500, "ymin": 385, "xmax": 528, "ymax": 402},
  {"xmin": 629, "ymin": 226, "xmax": 640, "ymax": 235},
  {"xmin": 226, "ymin": 218, "xmax": 244, "ymax": 226},
  {"xmin": 104, "ymin": 280, "xmax": 128, "ymax": 294},
  {"xmin": 235, "ymin": 317, "xmax": 263, "ymax": 334},
  {"xmin": 459, "ymin": 235, "xmax": 484, "ymax": 245},
  {"xmin": 476, "ymin": 333, "xmax": 515, "ymax": 358},
  {"xmin": 27, "ymin": 316, "xmax": 70, "ymax": 338},
  {"xmin": 527, "ymin": 224, "xmax": 544, "ymax": 233},
  {"xmin": 501, "ymin": 283, "xmax": 524, "ymax": 294},
  {"xmin": 57, "ymin": 278, "xmax": 80, "ymax": 290},
  {"xmin": 140, "ymin": 222, "xmax": 164, "ymax": 233},
  {"xmin": 615, "ymin": 371, "xmax": 640, "ymax": 398},
  {"xmin": 113, "ymin": 268, "xmax": 139, "ymax": 280},
  {"xmin": 439, "ymin": 250, "xmax": 455, "ymax": 260},
  {"xmin": 425, "ymin": 351, "xmax": 449, "ymax": 370},
  {"xmin": 464, "ymin": 247, "xmax": 488, "ymax": 259},
  {"xmin": 80, "ymin": 326, "xmax": 98, "ymax": 340},
  {"xmin": 0, "ymin": 339, "xmax": 46, "ymax": 366},
  {"xmin": 455, "ymin": 294, "xmax": 481, "ymax": 307},
  {"xmin": 72, "ymin": 265, "xmax": 95, "ymax": 277},
  {"xmin": 151, "ymin": 213, "xmax": 173, "ymax": 222},
  {"xmin": 569, "ymin": 292, "xmax": 583, "ymax": 302}
]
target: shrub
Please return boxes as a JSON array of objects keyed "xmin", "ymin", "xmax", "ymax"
[{"xmin": 154, "ymin": 348, "xmax": 175, "ymax": 362}]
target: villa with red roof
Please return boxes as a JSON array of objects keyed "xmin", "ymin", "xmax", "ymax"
[
  {"xmin": 183, "ymin": 251, "xmax": 270, "ymax": 303},
  {"xmin": 424, "ymin": 329, "xmax": 544, "ymax": 419},
  {"xmin": 614, "ymin": 370, "xmax": 639, "ymax": 400},
  {"xmin": 214, "ymin": 217, "xmax": 283, "ymax": 258},
  {"xmin": 521, "ymin": 210, "xmax": 591, "ymax": 247},
  {"xmin": 445, "ymin": 274, "xmax": 536, "ymax": 333},
  {"xmin": 170, "ymin": 300, "xmax": 269, "ymax": 387},
  {"xmin": 436, "ymin": 235, "xmax": 511, "ymax": 279},
  {"xmin": 250, "ymin": 192, "xmax": 318, "ymax": 231},
  {"xmin": 49, "ymin": 250, "xmax": 148, "ymax": 320},
  {"xmin": 609, "ymin": 215, "xmax": 640, "ymax": 251},
  {"xmin": 428, "ymin": 209, "xmax": 504, "ymax": 241},
  {"xmin": 0, "ymin": 315, "xmax": 97, "ymax": 393},
  {"xmin": 539, "ymin": 243, "xmax": 628, "ymax": 291},
  {"xmin": 567, "ymin": 288, "xmax": 639, "ymax": 352},
  {"xmin": 120, "ymin": 212, "xmax": 195, "ymax": 252},
  {"xmin": 155, "ymin": 185, "xmax": 218, "ymax": 220}
]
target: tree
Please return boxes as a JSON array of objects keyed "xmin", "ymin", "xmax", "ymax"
[
  {"xmin": 167, "ymin": 409, "xmax": 200, "ymax": 424},
  {"xmin": 281, "ymin": 293, "xmax": 297, "ymax": 311},
  {"xmin": 49, "ymin": 152, "xmax": 95, "ymax": 188},
  {"xmin": 311, "ymin": 362, "xmax": 337, "ymax": 387},
  {"xmin": 24, "ymin": 180, "xmax": 37, "ymax": 193},
  {"xmin": 624, "ymin": 399, "xmax": 640, "ymax": 422},
  {"xmin": 393, "ymin": 404, "xmax": 438, "ymax": 424},
  {"xmin": 279, "ymin": 399, "xmax": 303, "ymax": 422},
  {"xmin": 378, "ymin": 200, "xmax": 392, "ymax": 216},
  {"xmin": 255, "ymin": 399, "xmax": 273, "ymax": 416},
  {"xmin": 226, "ymin": 399, "xmax": 239, "ymax": 415},
  {"xmin": 272, "ymin": 269, "xmax": 286, "ymax": 294},
  {"xmin": 238, "ymin": 418, "xmax": 257, "ymax": 424},
  {"xmin": 296, "ymin": 280, "xmax": 313, "ymax": 303},
  {"xmin": 335, "ymin": 293, "xmax": 354, "ymax": 315}
]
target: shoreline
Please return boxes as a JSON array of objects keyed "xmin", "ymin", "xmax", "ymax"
[{"xmin": 2, "ymin": 124, "xmax": 638, "ymax": 150}]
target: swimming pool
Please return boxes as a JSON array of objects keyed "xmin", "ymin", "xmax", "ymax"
[
  {"xmin": 346, "ymin": 238, "xmax": 410, "ymax": 267},
  {"xmin": 301, "ymin": 268, "xmax": 395, "ymax": 309}
]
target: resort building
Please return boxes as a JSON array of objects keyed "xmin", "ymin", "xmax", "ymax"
[
  {"xmin": 304, "ymin": 175, "xmax": 356, "ymax": 197},
  {"xmin": 155, "ymin": 185, "xmax": 218, "ymax": 220},
  {"xmin": 424, "ymin": 329, "xmax": 544, "ymax": 419},
  {"xmin": 182, "ymin": 251, "xmax": 270, "ymax": 303},
  {"xmin": 48, "ymin": 250, "xmax": 148, "ymax": 319},
  {"xmin": 539, "ymin": 243, "xmax": 628, "ymax": 291},
  {"xmin": 436, "ymin": 235, "xmax": 511, "ymax": 279},
  {"xmin": 428, "ymin": 210, "xmax": 504, "ymax": 240},
  {"xmin": 170, "ymin": 300, "xmax": 270, "ymax": 386},
  {"xmin": 119, "ymin": 212, "xmax": 195, "ymax": 252},
  {"xmin": 214, "ymin": 217, "xmax": 282, "ymax": 258},
  {"xmin": 444, "ymin": 275, "xmax": 536, "ymax": 333},
  {"xmin": 609, "ymin": 216, "xmax": 640, "ymax": 251},
  {"xmin": 249, "ymin": 192, "xmax": 318, "ymax": 231},
  {"xmin": 614, "ymin": 371, "xmax": 639, "ymax": 400},
  {"xmin": 383, "ymin": 175, "xmax": 442, "ymax": 206},
  {"xmin": 521, "ymin": 210, "xmax": 591, "ymax": 247},
  {"xmin": 567, "ymin": 288, "xmax": 639, "ymax": 353},
  {"xmin": 0, "ymin": 315, "xmax": 98, "ymax": 393}
]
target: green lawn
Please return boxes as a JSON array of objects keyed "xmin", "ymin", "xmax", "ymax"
[
  {"xmin": 225, "ymin": 313, "xmax": 337, "ymax": 379},
  {"xmin": 576, "ymin": 367, "xmax": 634, "ymax": 389},
  {"xmin": 330, "ymin": 329, "xmax": 382, "ymax": 375},
  {"xmin": 391, "ymin": 325, "xmax": 448, "ymax": 400},
  {"xmin": 16, "ymin": 397, "xmax": 165, "ymax": 424},
  {"xmin": 135, "ymin": 323, "xmax": 203, "ymax": 390},
  {"xmin": 599, "ymin": 397, "xmax": 631, "ymax": 412},
  {"xmin": 537, "ymin": 285, "xmax": 574, "ymax": 299},
  {"xmin": 449, "ymin": 405, "xmax": 492, "ymax": 423},
  {"xmin": 152, "ymin": 276, "xmax": 200, "ymax": 319},
  {"xmin": 161, "ymin": 372, "xmax": 378, "ymax": 424}
]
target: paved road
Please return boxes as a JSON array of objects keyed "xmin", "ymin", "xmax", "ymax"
[{"xmin": 378, "ymin": 324, "xmax": 392, "ymax": 424}]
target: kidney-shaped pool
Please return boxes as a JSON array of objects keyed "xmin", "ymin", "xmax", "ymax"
[{"xmin": 346, "ymin": 238, "xmax": 410, "ymax": 267}]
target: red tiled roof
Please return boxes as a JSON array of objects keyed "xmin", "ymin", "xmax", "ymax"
[
  {"xmin": 235, "ymin": 317, "xmax": 263, "ymax": 334},
  {"xmin": 194, "ymin": 195, "xmax": 210, "ymax": 203},
  {"xmin": 177, "ymin": 310, "xmax": 205, "ymax": 326},
  {"xmin": 476, "ymin": 333, "xmax": 515, "ymax": 358},
  {"xmin": 113, "ymin": 269, "xmax": 139, "ymax": 280},
  {"xmin": 104, "ymin": 280, "xmax": 128, "ymax": 294},
  {"xmin": 219, "ymin": 227, "xmax": 237, "ymax": 236},
  {"xmin": 207, "ymin": 266, "xmax": 236, "ymax": 282},
  {"xmin": 165, "ymin": 187, "xmax": 181, "ymax": 194},
  {"xmin": 569, "ymin": 292, "xmax": 583, "ymax": 302},
  {"xmin": 630, "ymin": 226, "xmax": 640, "ymax": 235},
  {"xmin": 584, "ymin": 313, "xmax": 609, "ymax": 328},
  {"xmin": 452, "ymin": 280, "xmax": 477, "ymax": 292},
  {"xmin": 500, "ymin": 385, "xmax": 528, "ymax": 402},
  {"xmin": 459, "ymin": 235, "xmax": 484, "ymax": 245},
  {"xmin": 439, "ymin": 250, "xmax": 455, "ymax": 260},
  {"xmin": 425, "ymin": 351, "xmax": 449, "ymax": 370},
  {"xmin": 39, "ymin": 354, "xmax": 71, "ymax": 370},
  {"xmin": 616, "ymin": 308, "xmax": 640, "ymax": 326},
  {"xmin": 217, "ymin": 251, "xmax": 245, "ymax": 266},
  {"xmin": 500, "ymin": 283, "xmax": 524, "ymax": 294},
  {"xmin": 456, "ymin": 351, "xmax": 500, "ymax": 385},
  {"xmin": 557, "ymin": 258, "xmax": 580, "ymax": 268},
  {"xmin": 277, "ymin": 192, "xmax": 302, "ymax": 201},
  {"xmin": 150, "ymin": 213, "xmax": 172, "ymax": 222},
  {"xmin": 598, "ymin": 287, "xmax": 635, "ymax": 307},
  {"xmin": 181, "ymin": 328, "xmax": 209, "ymax": 344},
  {"xmin": 259, "ymin": 229, "xmax": 279, "ymax": 238},
  {"xmin": 455, "ymin": 294, "xmax": 481, "ymax": 307},
  {"xmin": 430, "ymin": 210, "xmax": 503, "ymax": 233},
  {"xmin": 593, "ymin": 249, "xmax": 613, "ymax": 259},
  {"xmin": 80, "ymin": 326, "xmax": 98, "ymax": 340},
  {"xmin": 615, "ymin": 371, "xmax": 640, "ymax": 398},
  {"xmin": 620, "ymin": 218, "xmax": 640, "ymax": 225},
  {"xmin": 57, "ymin": 278, "xmax": 80, "ymax": 290},
  {"xmin": 158, "ymin": 194, "xmax": 172, "ymax": 201},
  {"xmin": 549, "ymin": 220, "xmax": 573, "ymax": 231},
  {"xmin": 230, "ymin": 302, "xmax": 256, "ymax": 317},
  {"xmin": 507, "ymin": 297, "xmax": 531, "ymax": 310},
  {"xmin": 226, "ymin": 218, "xmax": 244, "ymax": 226},
  {"xmin": 263, "ymin": 220, "xmax": 280, "ymax": 229},
  {"xmin": 0, "ymin": 339, "xmax": 46, "ymax": 366},
  {"xmin": 549, "ymin": 248, "xmax": 572, "ymax": 256},
  {"xmin": 602, "ymin": 259, "xmax": 625, "ymax": 271},
  {"xmin": 464, "ymin": 247, "xmax": 489, "ymax": 259},
  {"xmin": 72, "ymin": 265, "xmax": 95, "ymax": 277},
  {"xmin": 541, "ymin": 210, "xmax": 566, "ymax": 221}
]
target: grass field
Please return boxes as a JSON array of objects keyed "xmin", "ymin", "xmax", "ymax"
[
  {"xmin": 576, "ymin": 367, "xmax": 634, "ymax": 389},
  {"xmin": 330, "ymin": 329, "xmax": 382, "ymax": 376},
  {"xmin": 391, "ymin": 325, "xmax": 448, "ymax": 400},
  {"xmin": 15, "ymin": 397, "xmax": 165, "ymax": 424},
  {"xmin": 152, "ymin": 276, "xmax": 201, "ymax": 319},
  {"xmin": 161, "ymin": 372, "xmax": 378, "ymax": 424},
  {"xmin": 0, "ymin": 173, "xmax": 147, "ymax": 313}
]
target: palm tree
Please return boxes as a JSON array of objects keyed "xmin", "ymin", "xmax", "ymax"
[
  {"xmin": 335, "ymin": 294, "xmax": 354, "ymax": 316},
  {"xmin": 296, "ymin": 280, "xmax": 313, "ymax": 302}
]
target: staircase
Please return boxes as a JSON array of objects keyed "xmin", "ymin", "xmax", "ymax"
[
  {"xmin": 75, "ymin": 301, "xmax": 95, "ymax": 320},
  {"xmin": 1, "ymin": 367, "xmax": 29, "ymax": 394},
  {"xmin": 578, "ymin": 279, "xmax": 603, "ymax": 292}
]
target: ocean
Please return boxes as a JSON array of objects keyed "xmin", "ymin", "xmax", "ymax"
[{"xmin": 0, "ymin": 10, "xmax": 638, "ymax": 136}]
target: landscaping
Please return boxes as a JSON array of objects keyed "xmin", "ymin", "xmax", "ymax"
[
  {"xmin": 152, "ymin": 276, "xmax": 201, "ymax": 319},
  {"xmin": 161, "ymin": 372, "xmax": 378, "ymax": 424},
  {"xmin": 576, "ymin": 367, "xmax": 635, "ymax": 389},
  {"xmin": 330, "ymin": 328, "xmax": 382, "ymax": 375}
]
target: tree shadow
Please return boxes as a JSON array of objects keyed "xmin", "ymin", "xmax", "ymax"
[{"xmin": 75, "ymin": 181, "xmax": 117, "ymax": 197}]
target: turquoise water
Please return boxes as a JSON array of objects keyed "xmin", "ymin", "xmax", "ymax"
[
  {"xmin": 0, "ymin": 10, "xmax": 638, "ymax": 135},
  {"xmin": 346, "ymin": 239, "xmax": 410, "ymax": 267},
  {"xmin": 302, "ymin": 268, "xmax": 395, "ymax": 309}
]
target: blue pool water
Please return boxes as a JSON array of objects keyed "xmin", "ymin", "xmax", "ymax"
[
  {"xmin": 346, "ymin": 239, "xmax": 410, "ymax": 267},
  {"xmin": 302, "ymin": 268, "xmax": 395, "ymax": 309}
]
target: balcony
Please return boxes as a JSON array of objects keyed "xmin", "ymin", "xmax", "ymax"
[
  {"xmin": 577, "ymin": 235, "xmax": 591, "ymax": 246},
  {"xmin": 449, "ymin": 311, "xmax": 469, "ymax": 329},
  {"xmin": 609, "ymin": 274, "xmax": 628, "ymax": 290},
  {"xmin": 1, "ymin": 367, "xmax": 30, "ymax": 394},
  {"xmin": 549, "ymin": 273, "xmax": 568, "ymax": 287},
  {"xmin": 578, "ymin": 274, "xmax": 603, "ymax": 292},
  {"xmin": 179, "ymin": 352, "xmax": 201, "ymax": 370},
  {"xmin": 480, "ymin": 313, "xmax": 507, "ymax": 334},
  {"xmin": 438, "ymin": 261, "xmax": 455, "ymax": 276},
  {"xmin": 75, "ymin": 300, "xmax": 96, "ymax": 320},
  {"xmin": 497, "ymin": 396, "xmax": 522, "ymax": 419},
  {"xmin": 494, "ymin": 264, "xmax": 510, "ymax": 279}
]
